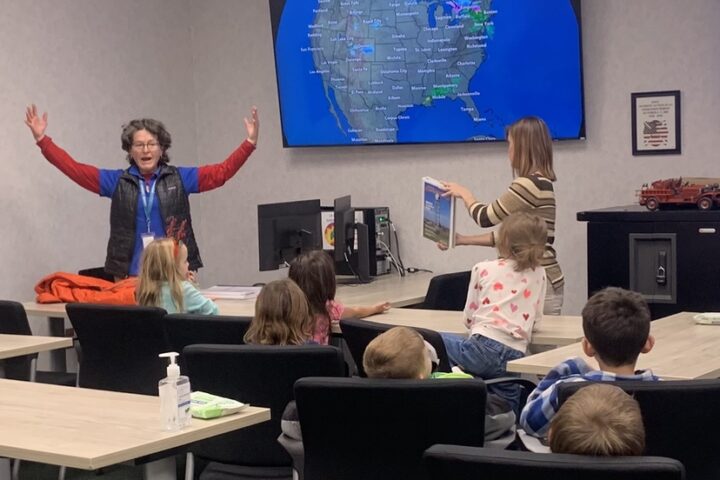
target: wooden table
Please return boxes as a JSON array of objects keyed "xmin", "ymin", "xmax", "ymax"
[
  {"xmin": 356, "ymin": 309, "xmax": 583, "ymax": 347},
  {"xmin": 0, "ymin": 334, "xmax": 72, "ymax": 360},
  {"xmin": 23, "ymin": 271, "xmax": 434, "ymax": 320},
  {"xmin": 507, "ymin": 312, "xmax": 720, "ymax": 379},
  {"xmin": 0, "ymin": 379, "xmax": 269, "ymax": 477}
]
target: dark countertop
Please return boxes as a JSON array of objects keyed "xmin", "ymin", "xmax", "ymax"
[{"xmin": 577, "ymin": 205, "xmax": 720, "ymax": 222}]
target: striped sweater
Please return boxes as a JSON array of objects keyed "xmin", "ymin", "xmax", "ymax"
[{"xmin": 468, "ymin": 174, "xmax": 563, "ymax": 287}]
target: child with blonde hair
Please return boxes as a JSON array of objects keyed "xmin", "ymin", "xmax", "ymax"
[
  {"xmin": 136, "ymin": 238, "xmax": 218, "ymax": 315},
  {"xmin": 442, "ymin": 212, "xmax": 548, "ymax": 410},
  {"xmin": 244, "ymin": 278, "xmax": 315, "ymax": 346},
  {"xmin": 549, "ymin": 383, "xmax": 645, "ymax": 456},
  {"xmin": 363, "ymin": 326, "xmax": 433, "ymax": 379},
  {"xmin": 289, "ymin": 250, "xmax": 390, "ymax": 345}
]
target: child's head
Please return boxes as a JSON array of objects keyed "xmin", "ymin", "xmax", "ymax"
[
  {"xmin": 136, "ymin": 238, "xmax": 186, "ymax": 310},
  {"xmin": 582, "ymin": 287, "xmax": 653, "ymax": 368},
  {"xmin": 496, "ymin": 212, "xmax": 547, "ymax": 272},
  {"xmin": 362, "ymin": 327, "xmax": 432, "ymax": 379},
  {"xmin": 506, "ymin": 116, "xmax": 555, "ymax": 181},
  {"xmin": 288, "ymin": 250, "xmax": 336, "ymax": 316},
  {"xmin": 549, "ymin": 383, "xmax": 645, "ymax": 456},
  {"xmin": 244, "ymin": 278, "xmax": 314, "ymax": 346}
]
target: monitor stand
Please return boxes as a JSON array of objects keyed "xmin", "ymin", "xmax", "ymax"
[{"xmin": 337, "ymin": 222, "xmax": 372, "ymax": 284}]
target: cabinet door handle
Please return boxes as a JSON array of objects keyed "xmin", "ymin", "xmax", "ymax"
[
  {"xmin": 656, "ymin": 251, "xmax": 667, "ymax": 285},
  {"xmin": 698, "ymin": 228, "xmax": 716, "ymax": 234}
]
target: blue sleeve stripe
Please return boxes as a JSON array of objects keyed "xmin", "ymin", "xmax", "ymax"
[
  {"xmin": 98, "ymin": 169, "xmax": 124, "ymax": 197},
  {"xmin": 177, "ymin": 167, "xmax": 199, "ymax": 194}
]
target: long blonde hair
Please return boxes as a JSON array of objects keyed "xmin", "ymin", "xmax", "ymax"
[
  {"xmin": 496, "ymin": 212, "xmax": 547, "ymax": 272},
  {"xmin": 136, "ymin": 238, "xmax": 186, "ymax": 311},
  {"xmin": 507, "ymin": 116, "xmax": 556, "ymax": 181},
  {"xmin": 244, "ymin": 279, "xmax": 314, "ymax": 345}
]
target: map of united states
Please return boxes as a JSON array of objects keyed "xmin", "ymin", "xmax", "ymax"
[{"xmin": 309, "ymin": 0, "xmax": 496, "ymax": 143}]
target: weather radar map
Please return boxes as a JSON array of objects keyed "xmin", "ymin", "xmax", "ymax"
[{"xmin": 270, "ymin": 0, "xmax": 584, "ymax": 147}]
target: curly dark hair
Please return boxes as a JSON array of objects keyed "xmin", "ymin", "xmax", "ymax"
[{"xmin": 121, "ymin": 118, "xmax": 172, "ymax": 166}]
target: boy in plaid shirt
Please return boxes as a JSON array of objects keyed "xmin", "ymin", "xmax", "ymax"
[{"xmin": 520, "ymin": 287, "xmax": 659, "ymax": 438}]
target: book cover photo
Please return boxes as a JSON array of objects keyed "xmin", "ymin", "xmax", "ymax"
[{"xmin": 421, "ymin": 177, "xmax": 455, "ymax": 248}]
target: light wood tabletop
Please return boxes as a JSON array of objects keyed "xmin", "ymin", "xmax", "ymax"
[
  {"xmin": 0, "ymin": 334, "xmax": 73, "ymax": 360},
  {"xmin": 0, "ymin": 379, "xmax": 270, "ymax": 471},
  {"xmin": 350, "ymin": 309, "xmax": 583, "ymax": 347},
  {"xmin": 507, "ymin": 312, "xmax": 720, "ymax": 379},
  {"xmin": 23, "ymin": 271, "xmax": 434, "ymax": 320}
]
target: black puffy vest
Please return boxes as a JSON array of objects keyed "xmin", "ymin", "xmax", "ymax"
[{"xmin": 104, "ymin": 165, "xmax": 203, "ymax": 277}]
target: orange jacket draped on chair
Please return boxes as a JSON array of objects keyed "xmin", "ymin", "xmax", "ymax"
[{"xmin": 35, "ymin": 272, "xmax": 136, "ymax": 304}]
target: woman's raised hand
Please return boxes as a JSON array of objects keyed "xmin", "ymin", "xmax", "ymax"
[
  {"xmin": 25, "ymin": 104, "xmax": 48, "ymax": 142},
  {"xmin": 244, "ymin": 106, "xmax": 259, "ymax": 145}
]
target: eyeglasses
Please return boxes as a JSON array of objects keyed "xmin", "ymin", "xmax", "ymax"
[{"xmin": 131, "ymin": 141, "xmax": 160, "ymax": 151}]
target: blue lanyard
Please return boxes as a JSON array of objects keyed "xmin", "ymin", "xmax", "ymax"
[{"xmin": 139, "ymin": 177, "xmax": 157, "ymax": 234}]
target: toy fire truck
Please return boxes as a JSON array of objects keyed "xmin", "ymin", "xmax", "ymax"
[{"xmin": 638, "ymin": 177, "xmax": 720, "ymax": 211}]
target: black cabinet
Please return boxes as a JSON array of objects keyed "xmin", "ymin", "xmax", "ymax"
[{"xmin": 577, "ymin": 205, "xmax": 720, "ymax": 319}]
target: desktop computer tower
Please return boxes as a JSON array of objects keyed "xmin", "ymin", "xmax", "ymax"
[{"xmin": 324, "ymin": 207, "xmax": 392, "ymax": 277}]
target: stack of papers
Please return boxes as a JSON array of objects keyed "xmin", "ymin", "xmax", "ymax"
[{"xmin": 200, "ymin": 285, "xmax": 262, "ymax": 300}]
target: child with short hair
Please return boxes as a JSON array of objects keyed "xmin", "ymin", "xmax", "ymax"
[
  {"xmin": 362, "ymin": 326, "xmax": 433, "ymax": 379},
  {"xmin": 362, "ymin": 326, "xmax": 516, "ymax": 441},
  {"xmin": 520, "ymin": 287, "xmax": 658, "ymax": 438},
  {"xmin": 441, "ymin": 212, "xmax": 548, "ymax": 410},
  {"xmin": 244, "ymin": 278, "xmax": 315, "ymax": 346},
  {"xmin": 136, "ymin": 238, "xmax": 218, "ymax": 315},
  {"xmin": 549, "ymin": 383, "xmax": 645, "ymax": 456},
  {"xmin": 289, "ymin": 250, "xmax": 390, "ymax": 345}
]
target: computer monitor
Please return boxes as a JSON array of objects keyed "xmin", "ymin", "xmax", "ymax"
[
  {"xmin": 257, "ymin": 199, "xmax": 322, "ymax": 271},
  {"xmin": 333, "ymin": 196, "xmax": 354, "ymax": 263},
  {"xmin": 333, "ymin": 195, "xmax": 371, "ymax": 283}
]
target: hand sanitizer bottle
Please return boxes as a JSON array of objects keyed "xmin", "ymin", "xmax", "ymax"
[{"xmin": 158, "ymin": 352, "xmax": 192, "ymax": 431}]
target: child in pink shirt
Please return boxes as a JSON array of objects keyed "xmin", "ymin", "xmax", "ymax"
[
  {"xmin": 442, "ymin": 212, "xmax": 548, "ymax": 411},
  {"xmin": 289, "ymin": 250, "xmax": 390, "ymax": 345}
]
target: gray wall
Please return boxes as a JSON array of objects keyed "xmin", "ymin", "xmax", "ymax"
[{"xmin": 1, "ymin": 0, "xmax": 718, "ymax": 320}]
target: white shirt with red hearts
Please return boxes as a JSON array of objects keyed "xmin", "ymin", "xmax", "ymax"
[{"xmin": 463, "ymin": 258, "xmax": 547, "ymax": 353}]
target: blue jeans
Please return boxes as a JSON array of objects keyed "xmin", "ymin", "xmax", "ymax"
[{"xmin": 441, "ymin": 333, "xmax": 524, "ymax": 413}]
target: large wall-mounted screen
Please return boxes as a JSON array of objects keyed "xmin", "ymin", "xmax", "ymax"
[{"xmin": 269, "ymin": 0, "xmax": 584, "ymax": 147}]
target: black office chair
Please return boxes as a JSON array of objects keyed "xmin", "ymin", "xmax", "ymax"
[
  {"xmin": 339, "ymin": 318, "xmax": 452, "ymax": 375},
  {"xmin": 0, "ymin": 300, "xmax": 76, "ymax": 386},
  {"xmin": 294, "ymin": 376, "xmax": 486, "ymax": 480},
  {"xmin": 183, "ymin": 344, "xmax": 347, "ymax": 480},
  {"xmin": 77, "ymin": 266, "xmax": 115, "ymax": 283},
  {"xmin": 419, "ymin": 271, "xmax": 471, "ymax": 310},
  {"xmin": 66, "ymin": 303, "xmax": 169, "ymax": 395},
  {"xmin": 163, "ymin": 313, "xmax": 252, "ymax": 371},
  {"xmin": 423, "ymin": 444, "xmax": 686, "ymax": 480},
  {"xmin": 558, "ymin": 379, "xmax": 720, "ymax": 480}
]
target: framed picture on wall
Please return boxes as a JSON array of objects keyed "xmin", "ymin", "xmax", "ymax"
[{"xmin": 631, "ymin": 90, "xmax": 681, "ymax": 155}]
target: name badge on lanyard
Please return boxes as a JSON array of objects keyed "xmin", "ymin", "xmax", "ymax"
[{"xmin": 139, "ymin": 177, "xmax": 157, "ymax": 249}]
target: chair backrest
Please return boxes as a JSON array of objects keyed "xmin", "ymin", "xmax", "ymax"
[
  {"xmin": 340, "ymin": 318, "xmax": 451, "ymax": 375},
  {"xmin": 421, "ymin": 271, "xmax": 471, "ymax": 311},
  {"xmin": 295, "ymin": 377, "xmax": 486, "ymax": 480},
  {"xmin": 66, "ymin": 303, "xmax": 169, "ymax": 395},
  {"xmin": 558, "ymin": 379, "xmax": 720, "ymax": 479},
  {"xmin": 0, "ymin": 300, "xmax": 35, "ymax": 380},
  {"xmin": 423, "ymin": 445, "xmax": 685, "ymax": 480},
  {"xmin": 163, "ymin": 313, "xmax": 251, "ymax": 370},
  {"xmin": 184, "ymin": 344, "xmax": 346, "ymax": 467}
]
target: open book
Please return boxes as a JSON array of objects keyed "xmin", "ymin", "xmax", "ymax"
[{"xmin": 421, "ymin": 177, "xmax": 456, "ymax": 248}]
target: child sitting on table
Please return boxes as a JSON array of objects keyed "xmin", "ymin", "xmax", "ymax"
[
  {"xmin": 288, "ymin": 250, "xmax": 390, "ymax": 345},
  {"xmin": 549, "ymin": 383, "xmax": 645, "ymax": 456},
  {"xmin": 520, "ymin": 287, "xmax": 658, "ymax": 438},
  {"xmin": 136, "ymin": 238, "xmax": 218, "ymax": 315},
  {"xmin": 441, "ymin": 211, "xmax": 548, "ymax": 412},
  {"xmin": 243, "ymin": 278, "xmax": 315, "ymax": 345}
]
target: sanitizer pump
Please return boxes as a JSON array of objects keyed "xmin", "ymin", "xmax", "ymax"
[{"xmin": 158, "ymin": 352, "xmax": 191, "ymax": 430}]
